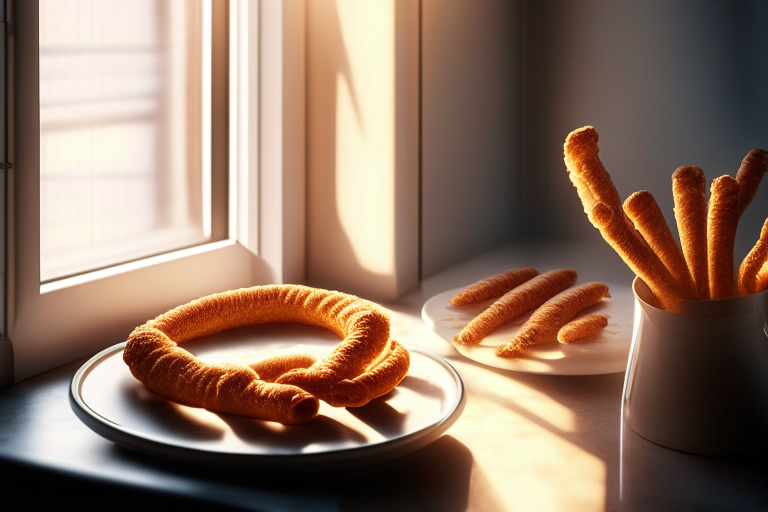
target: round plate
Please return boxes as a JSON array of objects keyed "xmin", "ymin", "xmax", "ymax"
[
  {"xmin": 70, "ymin": 323, "xmax": 465, "ymax": 468},
  {"xmin": 422, "ymin": 285, "xmax": 634, "ymax": 375}
]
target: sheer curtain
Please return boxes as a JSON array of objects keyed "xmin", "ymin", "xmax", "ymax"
[{"xmin": 39, "ymin": 0, "xmax": 210, "ymax": 282}]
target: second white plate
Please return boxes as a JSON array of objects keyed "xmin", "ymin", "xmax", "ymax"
[{"xmin": 422, "ymin": 285, "xmax": 634, "ymax": 375}]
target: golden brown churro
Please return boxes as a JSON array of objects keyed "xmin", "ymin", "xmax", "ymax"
[
  {"xmin": 563, "ymin": 126, "xmax": 623, "ymax": 217},
  {"xmin": 624, "ymin": 190, "xmax": 698, "ymax": 299},
  {"xmin": 707, "ymin": 176, "xmax": 741, "ymax": 300},
  {"xmin": 453, "ymin": 269, "xmax": 577, "ymax": 345},
  {"xmin": 557, "ymin": 314, "xmax": 610, "ymax": 344},
  {"xmin": 737, "ymin": 218, "xmax": 768, "ymax": 296},
  {"xmin": 450, "ymin": 268, "xmax": 539, "ymax": 306},
  {"xmin": 590, "ymin": 201, "xmax": 691, "ymax": 312},
  {"xmin": 672, "ymin": 165, "xmax": 709, "ymax": 300},
  {"xmin": 497, "ymin": 282, "xmax": 610, "ymax": 357},
  {"xmin": 249, "ymin": 354, "xmax": 318, "ymax": 383},
  {"xmin": 735, "ymin": 149, "xmax": 768, "ymax": 215},
  {"xmin": 123, "ymin": 285, "xmax": 411, "ymax": 423},
  {"xmin": 756, "ymin": 261, "xmax": 768, "ymax": 293}
]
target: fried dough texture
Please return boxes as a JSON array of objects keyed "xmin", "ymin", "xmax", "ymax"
[
  {"xmin": 756, "ymin": 262, "xmax": 768, "ymax": 294},
  {"xmin": 590, "ymin": 201, "xmax": 691, "ymax": 312},
  {"xmin": 557, "ymin": 314, "xmax": 609, "ymax": 344},
  {"xmin": 707, "ymin": 176, "xmax": 741, "ymax": 300},
  {"xmin": 564, "ymin": 126, "xmax": 623, "ymax": 218},
  {"xmin": 497, "ymin": 282, "xmax": 610, "ymax": 357},
  {"xmin": 735, "ymin": 149, "xmax": 768, "ymax": 215},
  {"xmin": 624, "ymin": 190, "xmax": 698, "ymax": 299},
  {"xmin": 453, "ymin": 269, "xmax": 577, "ymax": 345},
  {"xmin": 123, "ymin": 285, "xmax": 411, "ymax": 423},
  {"xmin": 450, "ymin": 268, "xmax": 539, "ymax": 306},
  {"xmin": 737, "ymin": 218, "xmax": 768, "ymax": 296},
  {"xmin": 672, "ymin": 165, "xmax": 709, "ymax": 300}
]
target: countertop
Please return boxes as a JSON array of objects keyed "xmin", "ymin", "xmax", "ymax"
[{"xmin": 1, "ymin": 241, "xmax": 766, "ymax": 511}]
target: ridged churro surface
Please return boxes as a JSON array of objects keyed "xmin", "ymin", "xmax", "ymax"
[
  {"xmin": 738, "ymin": 218, "xmax": 768, "ymax": 296},
  {"xmin": 557, "ymin": 314, "xmax": 609, "ymax": 344},
  {"xmin": 450, "ymin": 268, "xmax": 539, "ymax": 306},
  {"xmin": 707, "ymin": 176, "xmax": 740, "ymax": 300},
  {"xmin": 564, "ymin": 127, "xmax": 622, "ymax": 216},
  {"xmin": 672, "ymin": 165, "xmax": 709, "ymax": 300},
  {"xmin": 590, "ymin": 201, "xmax": 690, "ymax": 312},
  {"xmin": 123, "ymin": 285, "xmax": 411, "ymax": 423},
  {"xmin": 756, "ymin": 262, "xmax": 768, "ymax": 294},
  {"xmin": 497, "ymin": 282, "xmax": 610, "ymax": 357},
  {"xmin": 624, "ymin": 190, "xmax": 698, "ymax": 299},
  {"xmin": 453, "ymin": 269, "xmax": 577, "ymax": 345},
  {"xmin": 736, "ymin": 149, "xmax": 768, "ymax": 215}
]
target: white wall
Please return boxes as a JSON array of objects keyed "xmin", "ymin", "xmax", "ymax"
[
  {"xmin": 522, "ymin": 0, "xmax": 768, "ymax": 260},
  {"xmin": 420, "ymin": 0, "xmax": 520, "ymax": 278}
]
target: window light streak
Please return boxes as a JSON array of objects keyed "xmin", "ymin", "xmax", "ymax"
[
  {"xmin": 334, "ymin": 0, "xmax": 396, "ymax": 276},
  {"xmin": 202, "ymin": 0, "xmax": 213, "ymax": 237}
]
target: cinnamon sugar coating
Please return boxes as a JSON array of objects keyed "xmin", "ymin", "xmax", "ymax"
[
  {"xmin": 557, "ymin": 314, "xmax": 609, "ymax": 344},
  {"xmin": 672, "ymin": 165, "xmax": 709, "ymax": 300},
  {"xmin": 735, "ymin": 149, "xmax": 768, "ymax": 215},
  {"xmin": 756, "ymin": 261, "xmax": 768, "ymax": 294},
  {"xmin": 624, "ymin": 190, "xmax": 698, "ymax": 299},
  {"xmin": 590, "ymin": 201, "xmax": 690, "ymax": 312},
  {"xmin": 738, "ymin": 218, "xmax": 768, "ymax": 296},
  {"xmin": 707, "ymin": 176, "xmax": 740, "ymax": 300},
  {"xmin": 450, "ymin": 268, "xmax": 539, "ymax": 306},
  {"xmin": 497, "ymin": 282, "xmax": 610, "ymax": 357},
  {"xmin": 123, "ymin": 285, "xmax": 410, "ymax": 423},
  {"xmin": 453, "ymin": 269, "xmax": 577, "ymax": 345}
]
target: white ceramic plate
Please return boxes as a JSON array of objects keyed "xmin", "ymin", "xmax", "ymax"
[
  {"xmin": 422, "ymin": 285, "xmax": 634, "ymax": 375},
  {"xmin": 70, "ymin": 323, "xmax": 465, "ymax": 468}
]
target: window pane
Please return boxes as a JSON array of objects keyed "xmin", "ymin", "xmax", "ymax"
[{"xmin": 39, "ymin": 0, "xmax": 210, "ymax": 282}]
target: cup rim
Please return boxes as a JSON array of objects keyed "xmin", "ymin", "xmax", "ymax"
[{"xmin": 632, "ymin": 277, "xmax": 768, "ymax": 318}]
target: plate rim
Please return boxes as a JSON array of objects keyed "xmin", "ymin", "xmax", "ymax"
[{"xmin": 70, "ymin": 342, "xmax": 466, "ymax": 468}]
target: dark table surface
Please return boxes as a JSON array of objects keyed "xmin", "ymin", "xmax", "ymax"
[{"xmin": 2, "ymin": 242, "xmax": 767, "ymax": 512}]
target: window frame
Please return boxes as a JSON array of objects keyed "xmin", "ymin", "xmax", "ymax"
[{"xmin": 5, "ymin": 0, "xmax": 306, "ymax": 383}]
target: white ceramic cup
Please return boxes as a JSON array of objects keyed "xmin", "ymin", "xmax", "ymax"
[{"xmin": 623, "ymin": 277, "xmax": 768, "ymax": 455}]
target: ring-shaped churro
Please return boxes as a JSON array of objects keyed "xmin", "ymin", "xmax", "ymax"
[{"xmin": 123, "ymin": 285, "xmax": 410, "ymax": 423}]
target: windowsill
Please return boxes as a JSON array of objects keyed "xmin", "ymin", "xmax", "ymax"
[{"xmin": 1, "ymin": 241, "xmax": 766, "ymax": 511}]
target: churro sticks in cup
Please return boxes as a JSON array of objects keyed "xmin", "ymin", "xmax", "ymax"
[
  {"xmin": 672, "ymin": 165, "xmax": 709, "ymax": 300},
  {"xmin": 738, "ymin": 218, "xmax": 768, "ymax": 296},
  {"xmin": 590, "ymin": 201, "xmax": 690, "ymax": 312},
  {"xmin": 624, "ymin": 190, "xmax": 698, "ymax": 299},
  {"xmin": 707, "ymin": 176, "xmax": 741, "ymax": 300},
  {"xmin": 450, "ymin": 268, "xmax": 539, "ymax": 306},
  {"xmin": 453, "ymin": 269, "xmax": 577, "ymax": 345},
  {"xmin": 497, "ymin": 282, "xmax": 610, "ymax": 357}
]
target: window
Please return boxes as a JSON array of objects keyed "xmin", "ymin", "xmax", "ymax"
[
  {"xmin": 6, "ymin": 0, "xmax": 306, "ymax": 383},
  {"xmin": 39, "ymin": 0, "xmax": 220, "ymax": 282}
]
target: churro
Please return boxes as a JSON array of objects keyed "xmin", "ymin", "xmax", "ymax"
[
  {"xmin": 590, "ymin": 201, "xmax": 690, "ymax": 312},
  {"xmin": 450, "ymin": 268, "xmax": 539, "ymax": 306},
  {"xmin": 735, "ymin": 149, "xmax": 768, "ymax": 215},
  {"xmin": 497, "ymin": 282, "xmax": 610, "ymax": 357},
  {"xmin": 624, "ymin": 190, "xmax": 698, "ymax": 299},
  {"xmin": 756, "ymin": 261, "xmax": 768, "ymax": 293},
  {"xmin": 737, "ymin": 218, "xmax": 768, "ymax": 296},
  {"xmin": 123, "ymin": 285, "xmax": 411, "ymax": 422},
  {"xmin": 453, "ymin": 269, "xmax": 577, "ymax": 345},
  {"xmin": 557, "ymin": 314, "xmax": 609, "ymax": 344},
  {"xmin": 672, "ymin": 165, "xmax": 709, "ymax": 300},
  {"xmin": 707, "ymin": 176, "xmax": 740, "ymax": 300}
]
